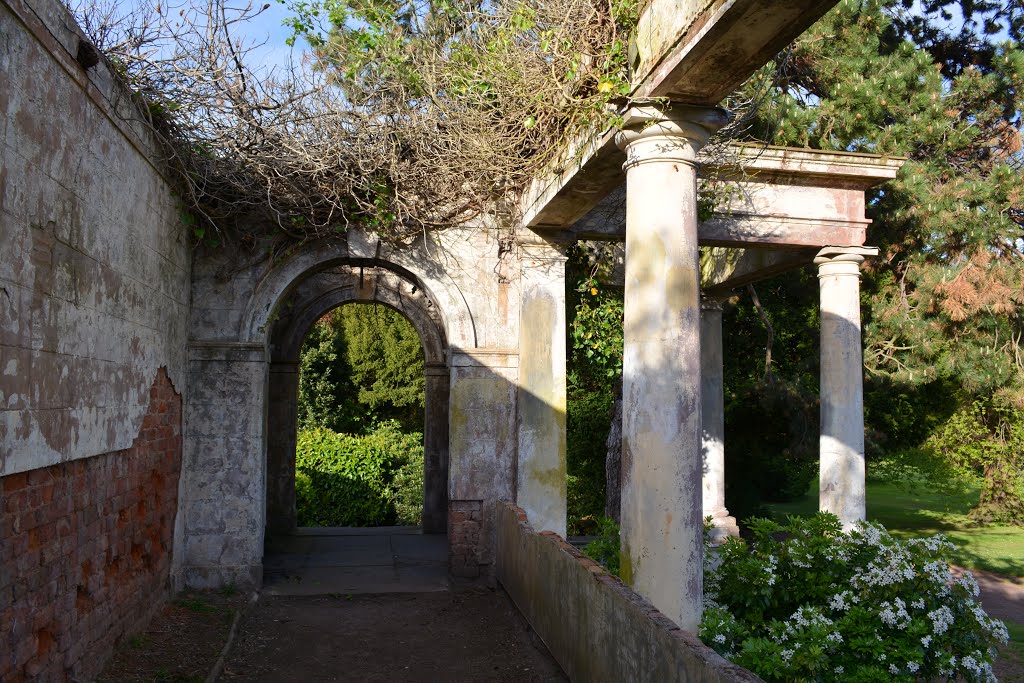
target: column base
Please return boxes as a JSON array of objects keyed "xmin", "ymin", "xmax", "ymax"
[{"xmin": 705, "ymin": 511, "xmax": 739, "ymax": 544}]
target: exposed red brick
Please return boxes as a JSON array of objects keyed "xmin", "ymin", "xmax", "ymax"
[
  {"xmin": 0, "ymin": 368, "xmax": 182, "ymax": 682},
  {"xmin": 2, "ymin": 472, "xmax": 30, "ymax": 493}
]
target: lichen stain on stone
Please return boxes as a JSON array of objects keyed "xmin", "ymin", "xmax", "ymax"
[
  {"xmin": 619, "ymin": 543, "xmax": 633, "ymax": 585},
  {"xmin": 665, "ymin": 261, "xmax": 697, "ymax": 314}
]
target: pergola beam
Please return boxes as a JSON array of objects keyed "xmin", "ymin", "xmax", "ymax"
[{"xmin": 700, "ymin": 246, "xmax": 814, "ymax": 295}]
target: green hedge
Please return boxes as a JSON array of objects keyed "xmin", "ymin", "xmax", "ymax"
[{"xmin": 295, "ymin": 422, "xmax": 425, "ymax": 527}]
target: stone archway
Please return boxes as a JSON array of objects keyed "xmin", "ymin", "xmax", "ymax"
[{"xmin": 264, "ymin": 261, "xmax": 450, "ymax": 535}]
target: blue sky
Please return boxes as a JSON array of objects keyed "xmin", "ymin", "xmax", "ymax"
[{"xmin": 232, "ymin": 1, "xmax": 307, "ymax": 73}]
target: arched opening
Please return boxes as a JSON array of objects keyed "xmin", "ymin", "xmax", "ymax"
[
  {"xmin": 264, "ymin": 263, "xmax": 450, "ymax": 544},
  {"xmin": 293, "ymin": 302, "xmax": 426, "ymax": 528}
]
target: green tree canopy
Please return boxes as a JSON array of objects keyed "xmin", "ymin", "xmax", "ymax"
[
  {"xmin": 297, "ymin": 303, "xmax": 425, "ymax": 434},
  {"xmin": 730, "ymin": 0, "xmax": 1024, "ymax": 521}
]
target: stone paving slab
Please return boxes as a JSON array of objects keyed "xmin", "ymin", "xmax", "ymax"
[{"xmin": 263, "ymin": 528, "xmax": 449, "ymax": 596}]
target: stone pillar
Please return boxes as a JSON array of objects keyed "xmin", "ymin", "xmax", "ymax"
[
  {"xmin": 615, "ymin": 105, "xmax": 729, "ymax": 632},
  {"xmin": 422, "ymin": 363, "xmax": 450, "ymax": 534},
  {"xmin": 700, "ymin": 298, "xmax": 739, "ymax": 542},
  {"xmin": 516, "ymin": 232, "xmax": 569, "ymax": 537},
  {"xmin": 175, "ymin": 341, "xmax": 268, "ymax": 590},
  {"xmin": 448, "ymin": 349, "xmax": 519, "ymax": 578},
  {"xmin": 815, "ymin": 246, "xmax": 876, "ymax": 529},
  {"xmin": 266, "ymin": 361, "xmax": 299, "ymax": 535}
]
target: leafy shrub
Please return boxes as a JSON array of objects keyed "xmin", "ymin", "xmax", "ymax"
[
  {"xmin": 583, "ymin": 517, "xmax": 620, "ymax": 577},
  {"xmin": 567, "ymin": 386, "xmax": 612, "ymax": 534},
  {"xmin": 295, "ymin": 422, "xmax": 424, "ymax": 526},
  {"xmin": 392, "ymin": 446, "xmax": 425, "ymax": 526},
  {"xmin": 700, "ymin": 513, "xmax": 1008, "ymax": 682}
]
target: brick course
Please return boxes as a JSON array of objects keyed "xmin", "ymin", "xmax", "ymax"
[
  {"xmin": 448, "ymin": 499, "xmax": 484, "ymax": 578},
  {"xmin": 0, "ymin": 369, "xmax": 182, "ymax": 682}
]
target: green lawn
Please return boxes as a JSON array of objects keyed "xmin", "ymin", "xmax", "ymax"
[{"xmin": 766, "ymin": 480, "xmax": 1024, "ymax": 578}]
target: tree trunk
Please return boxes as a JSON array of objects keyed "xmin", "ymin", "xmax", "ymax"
[{"xmin": 604, "ymin": 379, "xmax": 623, "ymax": 523}]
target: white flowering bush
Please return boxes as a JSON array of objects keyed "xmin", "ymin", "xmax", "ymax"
[{"xmin": 699, "ymin": 513, "xmax": 1009, "ymax": 682}]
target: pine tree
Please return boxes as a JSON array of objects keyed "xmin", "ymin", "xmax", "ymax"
[
  {"xmin": 297, "ymin": 303, "xmax": 425, "ymax": 434},
  {"xmin": 741, "ymin": 0, "xmax": 1024, "ymax": 520}
]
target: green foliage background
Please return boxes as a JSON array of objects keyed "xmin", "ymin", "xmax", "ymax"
[
  {"xmin": 295, "ymin": 303, "xmax": 427, "ymax": 526},
  {"xmin": 298, "ymin": 303, "xmax": 425, "ymax": 434},
  {"xmin": 715, "ymin": 0, "xmax": 1024, "ymax": 522},
  {"xmin": 296, "ymin": 423, "xmax": 425, "ymax": 526}
]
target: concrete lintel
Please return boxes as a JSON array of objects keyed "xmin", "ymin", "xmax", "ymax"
[
  {"xmin": 520, "ymin": 129, "xmax": 623, "ymax": 230},
  {"xmin": 700, "ymin": 215, "xmax": 869, "ymax": 249},
  {"xmin": 705, "ymin": 145, "xmax": 905, "ymax": 190},
  {"xmin": 188, "ymin": 341, "xmax": 267, "ymax": 363},
  {"xmin": 529, "ymin": 143, "xmax": 904, "ymax": 241},
  {"xmin": 700, "ymin": 247, "xmax": 814, "ymax": 295},
  {"xmin": 450, "ymin": 348, "xmax": 520, "ymax": 369}
]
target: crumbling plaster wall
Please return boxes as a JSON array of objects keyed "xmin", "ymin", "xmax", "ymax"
[
  {"xmin": 0, "ymin": 0, "xmax": 191, "ymax": 476},
  {"xmin": 1, "ymin": 0, "xmax": 192, "ymax": 676}
]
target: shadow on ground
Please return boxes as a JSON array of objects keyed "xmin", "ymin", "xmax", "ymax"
[
  {"xmin": 263, "ymin": 527, "xmax": 449, "ymax": 595},
  {"xmin": 221, "ymin": 590, "xmax": 567, "ymax": 682}
]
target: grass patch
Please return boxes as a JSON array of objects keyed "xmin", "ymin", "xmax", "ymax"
[
  {"xmin": 174, "ymin": 596, "xmax": 218, "ymax": 614},
  {"xmin": 765, "ymin": 480, "xmax": 1024, "ymax": 577},
  {"xmin": 1006, "ymin": 622, "xmax": 1024, "ymax": 658}
]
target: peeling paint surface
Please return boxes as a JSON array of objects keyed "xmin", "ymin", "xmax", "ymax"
[{"xmin": 0, "ymin": 0, "xmax": 189, "ymax": 476}]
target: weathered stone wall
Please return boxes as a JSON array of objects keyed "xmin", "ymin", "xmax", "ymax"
[
  {"xmin": 495, "ymin": 502, "xmax": 764, "ymax": 683},
  {"xmin": 0, "ymin": 369, "xmax": 183, "ymax": 681},
  {"xmin": 1, "ymin": 0, "xmax": 191, "ymax": 676},
  {"xmin": 0, "ymin": 0, "xmax": 190, "ymax": 475}
]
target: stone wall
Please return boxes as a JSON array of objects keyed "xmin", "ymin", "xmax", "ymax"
[
  {"xmin": 0, "ymin": 0, "xmax": 190, "ymax": 476},
  {"xmin": 1, "ymin": 0, "xmax": 191, "ymax": 676},
  {"xmin": 495, "ymin": 502, "xmax": 764, "ymax": 683},
  {"xmin": 0, "ymin": 369, "xmax": 183, "ymax": 681},
  {"xmin": 180, "ymin": 226, "xmax": 524, "ymax": 585}
]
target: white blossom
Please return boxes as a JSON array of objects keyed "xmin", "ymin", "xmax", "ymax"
[{"xmin": 928, "ymin": 606, "xmax": 955, "ymax": 635}]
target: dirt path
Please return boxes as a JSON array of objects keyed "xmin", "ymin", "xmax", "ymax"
[
  {"xmin": 220, "ymin": 588, "xmax": 567, "ymax": 682},
  {"xmin": 958, "ymin": 567, "xmax": 1024, "ymax": 625},
  {"xmin": 960, "ymin": 567, "xmax": 1024, "ymax": 682}
]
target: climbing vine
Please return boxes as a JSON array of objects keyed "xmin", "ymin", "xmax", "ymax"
[{"xmin": 66, "ymin": 0, "xmax": 644, "ymax": 243}]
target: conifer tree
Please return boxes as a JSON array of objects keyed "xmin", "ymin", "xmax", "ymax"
[
  {"xmin": 742, "ymin": 0, "xmax": 1024, "ymax": 520},
  {"xmin": 297, "ymin": 303, "xmax": 425, "ymax": 434}
]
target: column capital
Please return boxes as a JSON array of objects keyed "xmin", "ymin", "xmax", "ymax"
[
  {"xmin": 814, "ymin": 245, "xmax": 879, "ymax": 264},
  {"xmin": 815, "ymin": 246, "xmax": 878, "ymax": 278},
  {"xmin": 614, "ymin": 105, "xmax": 731, "ymax": 170},
  {"xmin": 700, "ymin": 296, "xmax": 727, "ymax": 312}
]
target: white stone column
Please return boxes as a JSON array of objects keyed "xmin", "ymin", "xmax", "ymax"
[
  {"xmin": 815, "ymin": 246, "xmax": 876, "ymax": 529},
  {"xmin": 516, "ymin": 232, "xmax": 569, "ymax": 537},
  {"xmin": 615, "ymin": 105, "xmax": 729, "ymax": 632},
  {"xmin": 700, "ymin": 298, "xmax": 739, "ymax": 542},
  {"xmin": 176, "ymin": 341, "xmax": 268, "ymax": 590}
]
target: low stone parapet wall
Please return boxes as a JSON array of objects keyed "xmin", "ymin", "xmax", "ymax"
[{"xmin": 495, "ymin": 501, "xmax": 762, "ymax": 683}]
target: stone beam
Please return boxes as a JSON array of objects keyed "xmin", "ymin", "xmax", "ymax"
[
  {"xmin": 520, "ymin": 128, "xmax": 623, "ymax": 230},
  {"xmin": 632, "ymin": 0, "xmax": 841, "ymax": 104},
  {"xmin": 700, "ymin": 246, "xmax": 814, "ymax": 295},
  {"xmin": 522, "ymin": 0, "xmax": 855, "ymax": 229},
  {"xmin": 567, "ymin": 145, "xmax": 904, "ymax": 248}
]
